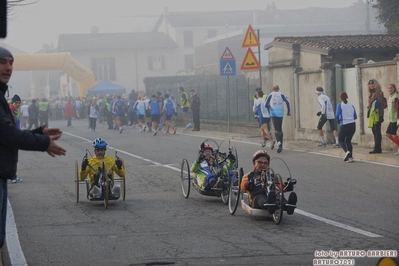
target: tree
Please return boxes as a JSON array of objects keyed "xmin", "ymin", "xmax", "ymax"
[{"xmin": 372, "ymin": 0, "xmax": 399, "ymax": 33}]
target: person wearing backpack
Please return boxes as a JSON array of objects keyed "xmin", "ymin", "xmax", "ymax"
[
  {"xmin": 113, "ymin": 95, "xmax": 127, "ymax": 133},
  {"xmin": 367, "ymin": 79, "xmax": 387, "ymax": 154},
  {"xmin": 162, "ymin": 93, "xmax": 177, "ymax": 135}
]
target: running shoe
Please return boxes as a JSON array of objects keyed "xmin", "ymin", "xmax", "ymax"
[
  {"xmin": 153, "ymin": 130, "xmax": 157, "ymax": 136},
  {"xmin": 261, "ymin": 142, "xmax": 266, "ymax": 147},
  {"xmin": 343, "ymin": 151, "xmax": 351, "ymax": 162},
  {"xmin": 271, "ymin": 140, "xmax": 276, "ymax": 150},
  {"xmin": 332, "ymin": 143, "xmax": 340, "ymax": 148},
  {"xmin": 119, "ymin": 127, "xmax": 123, "ymax": 133},
  {"xmin": 164, "ymin": 131, "xmax": 169, "ymax": 135},
  {"xmin": 346, "ymin": 157, "xmax": 355, "ymax": 163},
  {"xmin": 318, "ymin": 142, "xmax": 326, "ymax": 147},
  {"xmin": 394, "ymin": 151, "xmax": 399, "ymax": 155}
]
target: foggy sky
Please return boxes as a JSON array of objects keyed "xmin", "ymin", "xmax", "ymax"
[{"xmin": 3, "ymin": 0, "xmax": 360, "ymax": 53}]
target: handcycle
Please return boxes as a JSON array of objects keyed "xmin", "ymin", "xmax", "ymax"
[
  {"xmin": 75, "ymin": 150, "xmax": 126, "ymax": 209},
  {"xmin": 180, "ymin": 138, "xmax": 238, "ymax": 204},
  {"xmin": 228, "ymin": 157, "xmax": 297, "ymax": 224}
]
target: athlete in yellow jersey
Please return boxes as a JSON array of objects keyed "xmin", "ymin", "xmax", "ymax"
[
  {"xmin": 179, "ymin": 86, "xmax": 192, "ymax": 129},
  {"xmin": 80, "ymin": 137, "xmax": 125, "ymax": 199}
]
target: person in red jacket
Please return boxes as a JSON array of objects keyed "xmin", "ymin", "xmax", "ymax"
[{"xmin": 65, "ymin": 98, "xmax": 74, "ymax": 127}]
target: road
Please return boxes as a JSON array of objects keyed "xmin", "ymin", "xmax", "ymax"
[{"xmin": 5, "ymin": 119, "xmax": 399, "ymax": 266}]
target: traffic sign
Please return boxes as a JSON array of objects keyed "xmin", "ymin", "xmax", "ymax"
[
  {"xmin": 240, "ymin": 48, "xmax": 260, "ymax": 70},
  {"xmin": 220, "ymin": 60, "xmax": 236, "ymax": 76},
  {"xmin": 220, "ymin": 47, "xmax": 235, "ymax": 60},
  {"xmin": 242, "ymin": 25, "xmax": 260, "ymax": 47}
]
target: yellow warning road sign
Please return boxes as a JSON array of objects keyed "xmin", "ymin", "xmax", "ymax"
[
  {"xmin": 242, "ymin": 25, "xmax": 260, "ymax": 47},
  {"xmin": 240, "ymin": 48, "xmax": 260, "ymax": 70}
]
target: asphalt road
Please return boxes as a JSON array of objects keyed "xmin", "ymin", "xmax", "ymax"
[{"xmin": 5, "ymin": 119, "xmax": 399, "ymax": 266}]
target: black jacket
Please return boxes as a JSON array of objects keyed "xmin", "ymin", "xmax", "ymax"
[
  {"xmin": 0, "ymin": 83, "xmax": 50, "ymax": 180},
  {"xmin": 190, "ymin": 93, "xmax": 200, "ymax": 111}
]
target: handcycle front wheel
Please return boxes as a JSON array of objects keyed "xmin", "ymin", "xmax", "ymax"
[
  {"xmin": 103, "ymin": 163, "xmax": 109, "ymax": 209},
  {"xmin": 75, "ymin": 159, "xmax": 79, "ymax": 203},
  {"xmin": 122, "ymin": 158, "xmax": 126, "ymax": 201},
  {"xmin": 181, "ymin": 159, "xmax": 190, "ymax": 198},
  {"xmin": 272, "ymin": 173, "xmax": 284, "ymax": 225},
  {"xmin": 228, "ymin": 168, "xmax": 242, "ymax": 215}
]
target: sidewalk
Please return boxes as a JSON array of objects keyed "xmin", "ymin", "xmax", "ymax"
[{"xmin": 181, "ymin": 127, "xmax": 399, "ymax": 167}]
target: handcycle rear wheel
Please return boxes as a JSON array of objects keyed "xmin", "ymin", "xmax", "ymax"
[
  {"xmin": 75, "ymin": 159, "xmax": 79, "ymax": 203},
  {"xmin": 228, "ymin": 168, "xmax": 242, "ymax": 215},
  {"xmin": 181, "ymin": 159, "xmax": 190, "ymax": 198},
  {"xmin": 103, "ymin": 163, "xmax": 109, "ymax": 209},
  {"xmin": 272, "ymin": 173, "xmax": 284, "ymax": 225}
]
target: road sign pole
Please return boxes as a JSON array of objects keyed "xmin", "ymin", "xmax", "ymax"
[
  {"xmin": 227, "ymin": 76, "xmax": 230, "ymax": 132},
  {"xmin": 257, "ymin": 29, "xmax": 262, "ymax": 89}
]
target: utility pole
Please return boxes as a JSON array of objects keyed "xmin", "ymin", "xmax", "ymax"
[{"xmin": 257, "ymin": 29, "xmax": 262, "ymax": 88}]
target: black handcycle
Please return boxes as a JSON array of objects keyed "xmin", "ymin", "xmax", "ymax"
[
  {"xmin": 75, "ymin": 150, "xmax": 126, "ymax": 209},
  {"xmin": 228, "ymin": 157, "xmax": 297, "ymax": 225},
  {"xmin": 180, "ymin": 138, "xmax": 238, "ymax": 204}
]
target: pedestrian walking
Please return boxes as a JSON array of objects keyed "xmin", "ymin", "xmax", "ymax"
[
  {"xmin": 265, "ymin": 85, "xmax": 291, "ymax": 153},
  {"xmin": 27, "ymin": 98, "xmax": 39, "ymax": 129},
  {"xmin": 335, "ymin": 92, "xmax": 357, "ymax": 163},
  {"xmin": 315, "ymin": 86, "xmax": 340, "ymax": 148}
]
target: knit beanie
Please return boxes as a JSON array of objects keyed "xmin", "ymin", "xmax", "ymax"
[
  {"xmin": 0, "ymin": 47, "xmax": 13, "ymax": 59},
  {"xmin": 11, "ymin": 94, "xmax": 21, "ymax": 103}
]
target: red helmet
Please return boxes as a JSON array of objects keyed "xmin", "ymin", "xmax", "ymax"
[
  {"xmin": 199, "ymin": 143, "xmax": 213, "ymax": 152},
  {"xmin": 252, "ymin": 150, "xmax": 270, "ymax": 163}
]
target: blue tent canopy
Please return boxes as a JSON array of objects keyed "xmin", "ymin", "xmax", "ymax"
[{"xmin": 87, "ymin": 80, "xmax": 126, "ymax": 95}]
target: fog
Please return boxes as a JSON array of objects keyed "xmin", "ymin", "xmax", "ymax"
[{"xmin": 3, "ymin": 0, "xmax": 358, "ymax": 53}]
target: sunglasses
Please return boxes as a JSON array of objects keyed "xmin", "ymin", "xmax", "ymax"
[
  {"xmin": 95, "ymin": 148, "xmax": 106, "ymax": 151},
  {"xmin": 255, "ymin": 160, "xmax": 269, "ymax": 165}
]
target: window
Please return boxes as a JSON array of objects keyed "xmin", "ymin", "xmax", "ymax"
[
  {"xmin": 183, "ymin": 31, "xmax": 193, "ymax": 47},
  {"xmin": 148, "ymin": 55, "xmax": 165, "ymax": 71},
  {"xmin": 184, "ymin": 54, "xmax": 194, "ymax": 70},
  {"xmin": 91, "ymin": 57, "xmax": 116, "ymax": 81}
]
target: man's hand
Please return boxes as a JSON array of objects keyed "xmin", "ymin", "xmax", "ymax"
[
  {"xmin": 228, "ymin": 153, "xmax": 236, "ymax": 162},
  {"xmin": 81, "ymin": 157, "xmax": 89, "ymax": 170},
  {"xmin": 316, "ymin": 111, "xmax": 322, "ymax": 116},
  {"xmin": 41, "ymin": 124, "xmax": 62, "ymax": 136},
  {"xmin": 197, "ymin": 152, "xmax": 204, "ymax": 163},
  {"xmin": 116, "ymin": 159, "xmax": 123, "ymax": 169},
  {"xmin": 46, "ymin": 134, "xmax": 66, "ymax": 157}
]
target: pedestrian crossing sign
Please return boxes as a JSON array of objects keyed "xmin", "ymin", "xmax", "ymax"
[
  {"xmin": 220, "ymin": 60, "xmax": 236, "ymax": 76},
  {"xmin": 240, "ymin": 48, "xmax": 260, "ymax": 70}
]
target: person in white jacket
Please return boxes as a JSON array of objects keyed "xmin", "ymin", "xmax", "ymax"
[
  {"xmin": 315, "ymin": 86, "xmax": 339, "ymax": 147},
  {"xmin": 253, "ymin": 90, "xmax": 275, "ymax": 149}
]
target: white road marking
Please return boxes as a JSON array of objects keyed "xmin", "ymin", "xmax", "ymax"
[{"xmin": 295, "ymin": 209, "xmax": 383, "ymax": 238}]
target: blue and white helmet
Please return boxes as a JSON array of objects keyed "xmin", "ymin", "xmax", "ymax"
[{"xmin": 92, "ymin": 138, "xmax": 107, "ymax": 149}]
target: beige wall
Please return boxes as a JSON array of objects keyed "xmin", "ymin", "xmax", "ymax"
[
  {"xmin": 299, "ymin": 51, "xmax": 322, "ymax": 72},
  {"xmin": 268, "ymin": 46, "xmax": 293, "ymax": 64},
  {"xmin": 298, "ymin": 71, "xmax": 323, "ymax": 130}
]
